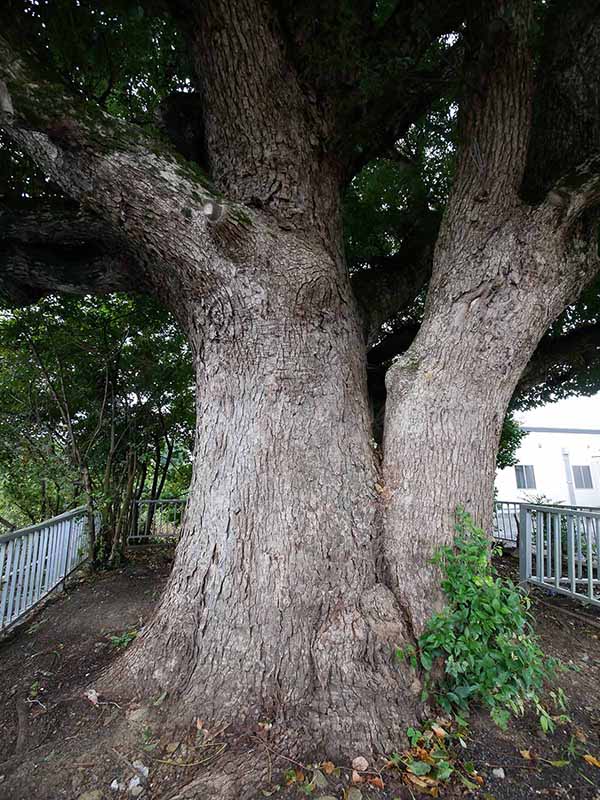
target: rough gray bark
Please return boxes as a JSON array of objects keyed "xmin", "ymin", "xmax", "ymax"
[
  {"xmin": 381, "ymin": 0, "xmax": 600, "ymax": 633},
  {"xmin": 3, "ymin": 2, "xmax": 600, "ymax": 791},
  {"xmin": 383, "ymin": 208, "xmax": 599, "ymax": 631},
  {"xmin": 0, "ymin": 207, "xmax": 141, "ymax": 303},
  {"xmin": 0, "ymin": 6, "xmax": 425, "ymax": 764},
  {"xmin": 117, "ymin": 225, "xmax": 422, "ymax": 757}
]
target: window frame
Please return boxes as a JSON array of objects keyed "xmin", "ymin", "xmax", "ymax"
[
  {"xmin": 572, "ymin": 465, "xmax": 594, "ymax": 490},
  {"xmin": 515, "ymin": 464, "xmax": 536, "ymax": 490}
]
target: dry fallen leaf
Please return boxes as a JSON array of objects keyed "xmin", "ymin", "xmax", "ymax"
[
  {"xmin": 520, "ymin": 749, "xmax": 532, "ymax": 760},
  {"xmin": 404, "ymin": 773, "xmax": 439, "ymax": 797},
  {"xmin": 367, "ymin": 775, "xmax": 385, "ymax": 790},
  {"xmin": 431, "ymin": 724, "xmax": 446, "ymax": 739},
  {"xmin": 84, "ymin": 689, "xmax": 99, "ymax": 706},
  {"xmin": 414, "ymin": 746, "xmax": 435, "ymax": 764},
  {"xmin": 583, "ymin": 754, "xmax": 600, "ymax": 768},
  {"xmin": 321, "ymin": 761, "xmax": 336, "ymax": 775},
  {"xmin": 352, "ymin": 756, "xmax": 369, "ymax": 772}
]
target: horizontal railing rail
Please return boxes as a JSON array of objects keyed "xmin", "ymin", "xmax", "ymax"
[
  {"xmin": 0, "ymin": 506, "xmax": 96, "ymax": 632},
  {"xmin": 128, "ymin": 497, "xmax": 187, "ymax": 545},
  {"xmin": 518, "ymin": 503, "xmax": 600, "ymax": 608},
  {"xmin": 493, "ymin": 499, "xmax": 599, "ymax": 545}
]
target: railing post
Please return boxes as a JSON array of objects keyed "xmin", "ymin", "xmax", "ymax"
[
  {"xmin": 131, "ymin": 499, "xmax": 139, "ymax": 542},
  {"xmin": 519, "ymin": 504, "xmax": 530, "ymax": 586},
  {"xmin": 61, "ymin": 515, "xmax": 74, "ymax": 589},
  {"xmin": 567, "ymin": 513, "xmax": 575, "ymax": 594}
]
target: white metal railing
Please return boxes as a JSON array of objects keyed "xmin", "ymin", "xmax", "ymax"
[
  {"xmin": 128, "ymin": 497, "xmax": 187, "ymax": 545},
  {"xmin": 493, "ymin": 500, "xmax": 598, "ymax": 545},
  {"xmin": 519, "ymin": 503, "xmax": 600, "ymax": 608},
  {"xmin": 493, "ymin": 500, "xmax": 522, "ymax": 544},
  {"xmin": 0, "ymin": 506, "xmax": 94, "ymax": 632}
]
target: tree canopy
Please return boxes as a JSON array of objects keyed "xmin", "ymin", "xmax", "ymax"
[
  {"xmin": 2, "ymin": 1, "xmax": 600, "ymax": 789},
  {"xmin": 0, "ymin": 293, "xmax": 193, "ymax": 559},
  {"xmin": 2, "ymin": 0, "xmax": 599, "ymax": 414}
]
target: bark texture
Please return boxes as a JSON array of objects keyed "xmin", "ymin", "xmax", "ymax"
[
  {"xmin": 3, "ymin": 1, "xmax": 600, "ymax": 790},
  {"xmin": 383, "ymin": 207, "xmax": 599, "ymax": 632},
  {"xmin": 0, "ymin": 207, "xmax": 141, "ymax": 303},
  {"xmin": 114, "ymin": 205, "xmax": 424, "ymax": 760},
  {"xmin": 381, "ymin": 0, "xmax": 600, "ymax": 633}
]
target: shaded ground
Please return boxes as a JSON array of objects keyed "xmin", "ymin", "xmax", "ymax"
[{"xmin": 0, "ymin": 550, "xmax": 598, "ymax": 799}]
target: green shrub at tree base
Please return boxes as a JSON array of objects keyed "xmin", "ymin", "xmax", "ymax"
[{"xmin": 397, "ymin": 509, "xmax": 567, "ymax": 732}]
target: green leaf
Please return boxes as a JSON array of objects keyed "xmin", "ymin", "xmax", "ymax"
[
  {"xmin": 153, "ymin": 690, "xmax": 168, "ymax": 706},
  {"xmin": 407, "ymin": 760, "xmax": 431, "ymax": 776},
  {"xmin": 435, "ymin": 761, "xmax": 454, "ymax": 780}
]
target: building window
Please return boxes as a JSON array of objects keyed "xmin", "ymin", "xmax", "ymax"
[
  {"xmin": 515, "ymin": 464, "xmax": 536, "ymax": 489},
  {"xmin": 573, "ymin": 465, "xmax": 594, "ymax": 490}
]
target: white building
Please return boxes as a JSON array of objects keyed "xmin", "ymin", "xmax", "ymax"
[{"xmin": 495, "ymin": 426, "xmax": 600, "ymax": 507}]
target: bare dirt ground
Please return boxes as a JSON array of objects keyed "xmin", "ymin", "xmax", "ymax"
[{"xmin": 0, "ymin": 550, "xmax": 598, "ymax": 800}]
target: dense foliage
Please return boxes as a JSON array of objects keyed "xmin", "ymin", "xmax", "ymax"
[
  {"xmin": 399, "ymin": 510, "xmax": 564, "ymax": 732},
  {"xmin": 496, "ymin": 413, "xmax": 526, "ymax": 471},
  {"xmin": 0, "ymin": 294, "xmax": 193, "ymax": 562}
]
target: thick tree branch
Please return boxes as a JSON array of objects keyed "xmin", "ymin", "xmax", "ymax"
[
  {"xmin": 515, "ymin": 321, "xmax": 600, "ymax": 400},
  {"xmin": 0, "ymin": 206, "xmax": 141, "ymax": 304},
  {"xmin": 272, "ymin": 0, "xmax": 466, "ymax": 174},
  {"xmin": 523, "ymin": 0, "xmax": 600, "ymax": 210},
  {"xmin": 0, "ymin": 28, "xmax": 246, "ymax": 307},
  {"xmin": 448, "ymin": 0, "xmax": 534, "ymax": 215},
  {"xmin": 367, "ymin": 323, "xmax": 421, "ymax": 367},
  {"xmin": 350, "ymin": 209, "xmax": 440, "ymax": 342}
]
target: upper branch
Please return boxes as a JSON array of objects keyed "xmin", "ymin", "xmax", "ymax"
[
  {"xmin": 348, "ymin": 48, "xmax": 463, "ymax": 175},
  {"xmin": 523, "ymin": 0, "xmax": 600, "ymax": 201},
  {"xmin": 350, "ymin": 208, "xmax": 440, "ymax": 342},
  {"xmin": 515, "ymin": 320, "xmax": 600, "ymax": 402},
  {"xmin": 522, "ymin": 0, "xmax": 600, "ymax": 220},
  {"xmin": 448, "ymin": 0, "xmax": 534, "ymax": 215},
  {"xmin": 0, "ymin": 205, "xmax": 141, "ymax": 304},
  {"xmin": 273, "ymin": 0, "xmax": 466, "ymax": 176},
  {"xmin": 0, "ymin": 28, "xmax": 242, "ymax": 304}
]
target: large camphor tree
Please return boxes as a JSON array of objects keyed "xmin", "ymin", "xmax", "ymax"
[{"xmin": 2, "ymin": 0, "xmax": 600, "ymax": 792}]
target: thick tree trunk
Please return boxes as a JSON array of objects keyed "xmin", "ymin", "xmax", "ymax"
[
  {"xmin": 383, "ymin": 205, "xmax": 600, "ymax": 634},
  {"xmin": 380, "ymin": 0, "xmax": 600, "ymax": 637},
  {"xmin": 5, "ymin": 2, "xmax": 600, "ymax": 788},
  {"xmin": 115, "ymin": 228, "xmax": 421, "ymax": 757}
]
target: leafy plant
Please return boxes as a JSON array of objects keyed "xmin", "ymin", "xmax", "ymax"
[
  {"xmin": 496, "ymin": 412, "xmax": 526, "ymax": 470},
  {"xmin": 109, "ymin": 630, "xmax": 138, "ymax": 649},
  {"xmin": 388, "ymin": 720, "xmax": 483, "ymax": 794},
  {"xmin": 402, "ymin": 509, "xmax": 566, "ymax": 732}
]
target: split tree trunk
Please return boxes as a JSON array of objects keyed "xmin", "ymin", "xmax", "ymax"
[{"xmin": 5, "ymin": 0, "xmax": 600, "ymax": 783}]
